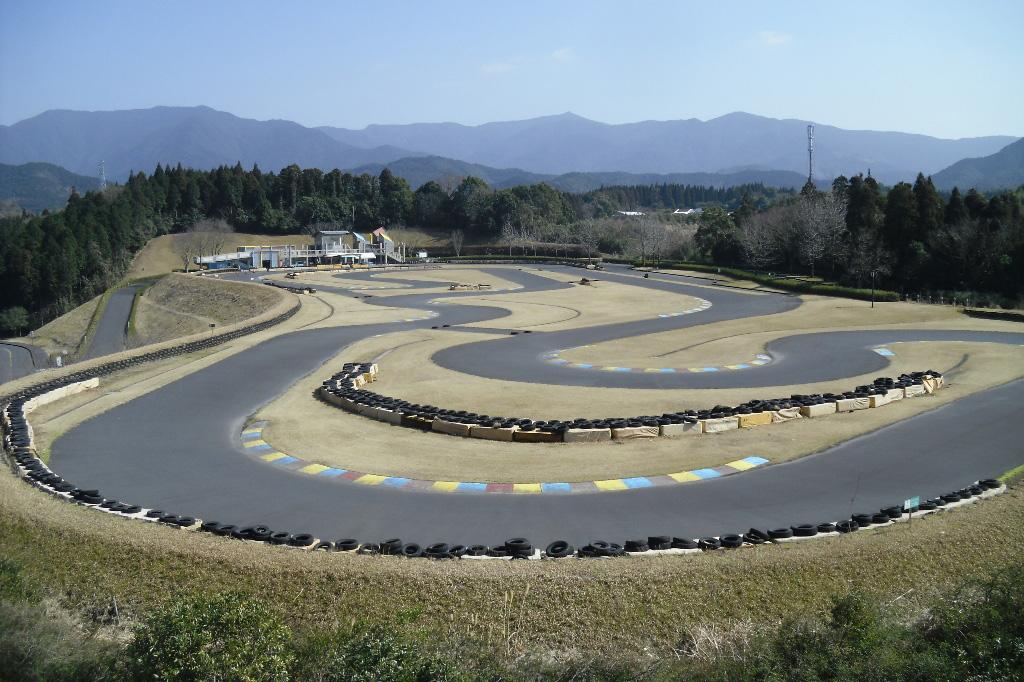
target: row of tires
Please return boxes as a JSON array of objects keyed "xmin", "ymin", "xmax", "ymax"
[
  {"xmin": 1, "ymin": 302, "xmax": 301, "ymax": 544},
  {"xmin": 0, "ymin": 425, "xmax": 1006, "ymax": 560},
  {"xmin": 318, "ymin": 364, "xmax": 943, "ymax": 438}
]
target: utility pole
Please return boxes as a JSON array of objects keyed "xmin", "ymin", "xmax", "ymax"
[{"xmin": 806, "ymin": 124, "xmax": 815, "ymax": 184}]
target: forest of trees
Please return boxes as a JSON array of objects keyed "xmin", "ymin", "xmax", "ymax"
[
  {"xmin": 1, "ymin": 160, "xmax": 1021, "ymax": 336},
  {"xmin": 692, "ymin": 175, "xmax": 1024, "ymax": 305},
  {"xmin": 0, "ymin": 162, "xmax": 783, "ymax": 333}
]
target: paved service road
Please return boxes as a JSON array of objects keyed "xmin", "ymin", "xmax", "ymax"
[
  {"xmin": 0, "ymin": 341, "xmax": 44, "ymax": 385},
  {"xmin": 81, "ymin": 285, "xmax": 140, "ymax": 360},
  {"xmin": 48, "ymin": 265, "xmax": 1024, "ymax": 546}
]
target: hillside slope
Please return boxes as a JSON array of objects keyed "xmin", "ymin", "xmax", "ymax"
[
  {"xmin": 351, "ymin": 155, "xmax": 810, "ymax": 191},
  {"xmin": 0, "ymin": 162, "xmax": 101, "ymax": 212},
  {"xmin": 932, "ymin": 138, "xmax": 1024, "ymax": 190}
]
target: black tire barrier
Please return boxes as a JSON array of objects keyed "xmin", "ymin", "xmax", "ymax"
[
  {"xmin": 316, "ymin": 362, "xmax": 943, "ymax": 445},
  {"xmin": 380, "ymin": 538, "xmax": 402, "ymax": 555},
  {"xmin": 290, "ymin": 533, "xmax": 315, "ymax": 548},
  {"xmin": 624, "ymin": 539, "xmax": 649, "ymax": 552},
  {"xmin": 881, "ymin": 506, "xmax": 903, "ymax": 519},
  {"xmin": 698, "ymin": 537, "xmax": 721, "ymax": 550},
  {"xmin": 720, "ymin": 534, "xmax": 744, "ymax": 549},
  {"xmin": 0, "ymin": 370, "xmax": 1005, "ymax": 563},
  {"xmin": 269, "ymin": 531, "xmax": 292, "ymax": 545},
  {"xmin": 647, "ymin": 535, "xmax": 671, "ymax": 550},
  {"xmin": 545, "ymin": 540, "xmax": 574, "ymax": 558},
  {"xmin": 791, "ymin": 524, "xmax": 818, "ymax": 537},
  {"xmin": 852, "ymin": 513, "xmax": 874, "ymax": 528}
]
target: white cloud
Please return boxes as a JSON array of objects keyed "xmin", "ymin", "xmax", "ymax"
[
  {"xmin": 757, "ymin": 30, "xmax": 792, "ymax": 47},
  {"xmin": 551, "ymin": 47, "xmax": 576, "ymax": 63}
]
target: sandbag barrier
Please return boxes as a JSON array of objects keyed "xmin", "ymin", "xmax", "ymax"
[
  {"xmin": 0, "ymin": 394, "xmax": 1006, "ymax": 559},
  {"xmin": 316, "ymin": 364, "xmax": 945, "ymax": 443}
]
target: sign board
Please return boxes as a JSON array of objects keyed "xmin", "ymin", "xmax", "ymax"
[{"xmin": 903, "ymin": 496, "xmax": 920, "ymax": 510}]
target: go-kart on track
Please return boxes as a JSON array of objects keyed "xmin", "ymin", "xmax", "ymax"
[{"xmin": 47, "ymin": 264, "xmax": 1024, "ymax": 548}]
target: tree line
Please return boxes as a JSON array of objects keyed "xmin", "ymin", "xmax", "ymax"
[
  {"xmin": 691, "ymin": 176, "xmax": 1024, "ymax": 305},
  {"xmin": 0, "ymin": 161, "xmax": 787, "ymax": 334}
]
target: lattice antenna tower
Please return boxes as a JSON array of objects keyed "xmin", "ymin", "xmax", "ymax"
[
  {"xmin": 806, "ymin": 124, "xmax": 815, "ymax": 182},
  {"xmin": 98, "ymin": 160, "xmax": 107, "ymax": 190}
]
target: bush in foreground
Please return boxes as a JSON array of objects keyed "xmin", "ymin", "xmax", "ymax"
[
  {"xmin": 124, "ymin": 591, "xmax": 293, "ymax": 681},
  {"xmin": 1, "ymin": 561, "xmax": 1022, "ymax": 680}
]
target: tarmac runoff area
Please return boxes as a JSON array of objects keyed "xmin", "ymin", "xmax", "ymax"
[{"xmin": 37, "ymin": 264, "xmax": 1024, "ymax": 547}]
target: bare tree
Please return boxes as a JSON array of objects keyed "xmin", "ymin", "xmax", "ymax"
[
  {"xmin": 174, "ymin": 232, "xmax": 203, "ymax": 273},
  {"xmin": 450, "ymin": 229, "xmax": 465, "ymax": 257},
  {"xmin": 740, "ymin": 206, "xmax": 790, "ymax": 270},
  {"xmin": 574, "ymin": 220, "xmax": 599, "ymax": 260},
  {"xmin": 501, "ymin": 220, "xmax": 517, "ymax": 256},
  {"xmin": 796, "ymin": 192, "xmax": 848, "ymax": 277}
]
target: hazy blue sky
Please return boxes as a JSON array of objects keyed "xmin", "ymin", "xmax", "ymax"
[{"xmin": 2, "ymin": 1, "xmax": 1021, "ymax": 138}]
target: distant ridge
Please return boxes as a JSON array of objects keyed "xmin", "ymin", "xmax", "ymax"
[
  {"xmin": 0, "ymin": 162, "xmax": 101, "ymax": 212},
  {"xmin": 322, "ymin": 110, "xmax": 1017, "ymax": 184},
  {"xmin": 932, "ymin": 138, "xmax": 1024, "ymax": 191},
  {"xmin": 0, "ymin": 106, "xmax": 417, "ymax": 180},
  {"xmin": 1, "ymin": 105, "xmax": 1017, "ymax": 185},
  {"xmin": 350, "ymin": 155, "xmax": 810, "ymax": 192}
]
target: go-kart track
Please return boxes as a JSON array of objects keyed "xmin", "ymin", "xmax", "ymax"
[{"xmin": 32, "ymin": 265, "xmax": 1024, "ymax": 549}]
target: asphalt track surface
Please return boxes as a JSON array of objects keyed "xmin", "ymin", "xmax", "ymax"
[
  {"xmin": 81, "ymin": 285, "xmax": 140, "ymax": 360},
  {"xmin": 0, "ymin": 341, "xmax": 44, "ymax": 385},
  {"xmin": 48, "ymin": 265, "xmax": 1024, "ymax": 546}
]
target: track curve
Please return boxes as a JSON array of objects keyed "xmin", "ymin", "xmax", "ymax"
[{"xmin": 47, "ymin": 264, "xmax": 1024, "ymax": 546}]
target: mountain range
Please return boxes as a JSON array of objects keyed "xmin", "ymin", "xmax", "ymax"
[
  {"xmin": 0, "ymin": 105, "xmax": 1019, "ymax": 190},
  {"xmin": 322, "ymin": 111, "xmax": 1015, "ymax": 183},
  {"xmin": 932, "ymin": 138, "xmax": 1024, "ymax": 191}
]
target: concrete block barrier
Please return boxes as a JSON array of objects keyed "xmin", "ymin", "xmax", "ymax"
[
  {"xmin": 800, "ymin": 403, "xmax": 836, "ymax": 418},
  {"xmin": 512, "ymin": 430, "xmax": 562, "ymax": 443},
  {"xmin": 563, "ymin": 427, "xmax": 612, "ymax": 443},
  {"xmin": 836, "ymin": 397, "xmax": 870, "ymax": 412},
  {"xmin": 611, "ymin": 425, "xmax": 660, "ymax": 440},
  {"xmin": 470, "ymin": 425, "xmax": 520, "ymax": 441},
  {"xmin": 869, "ymin": 394, "xmax": 890, "ymax": 408},
  {"xmin": 904, "ymin": 384, "xmax": 926, "ymax": 398},
  {"xmin": 659, "ymin": 421, "xmax": 701, "ymax": 436},
  {"xmin": 700, "ymin": 416, "xmax": 739, "ymax": 433},
  {"xmin": 738, "ymin": 412, "xmax": 772, "ymax": 428},
  {"xmin": 432, "ymin": 419, "xmax": 474, "ymax": 437}
]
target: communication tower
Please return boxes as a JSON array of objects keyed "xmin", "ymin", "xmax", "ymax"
[
  {"xmin": 806, "ymin": 124, "xmax": 815, "ymax": 182},
  {"xmin": 98, "ymin": 160, "xmax": 107, "ymax": 190}
]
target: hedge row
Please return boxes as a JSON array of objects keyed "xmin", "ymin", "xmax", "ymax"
[{"xmin": 640, "ymin": 261, "xmax": 901, "ymax": 302}]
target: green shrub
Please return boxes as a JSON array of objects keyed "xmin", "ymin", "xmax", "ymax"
[
  {"xmin": 290, "ymin": 623, "xmax": 460, "ymax": 682},
  {"xmin": 923, "ymin": 564, "xmax": 1024, "ymax": 681},
  {"xmin": 124, "ymin": 591, "xmax": 293, "ymax": 681}
]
